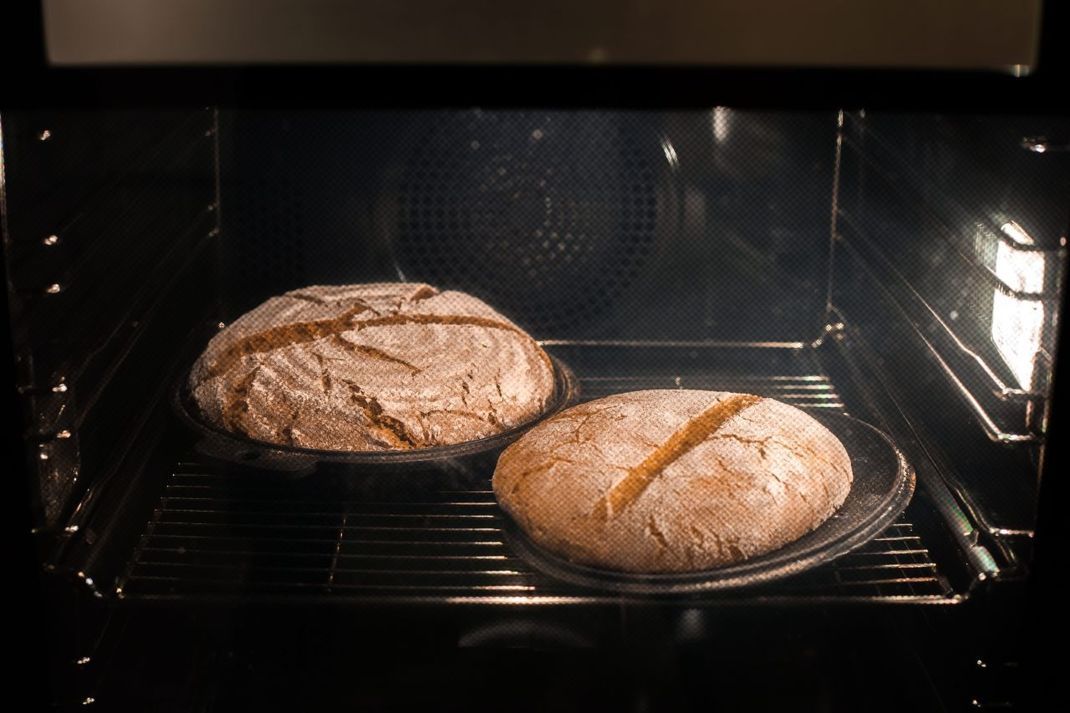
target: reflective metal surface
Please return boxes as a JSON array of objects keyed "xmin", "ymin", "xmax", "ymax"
[{"xmin": 43, "ymin": 0, "xmax": 1041, "ymax": 69}]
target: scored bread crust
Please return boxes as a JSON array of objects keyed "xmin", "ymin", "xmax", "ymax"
[
  {"xmin": 189, "ymin": 283, "xmax": 555, "ymax": 451},
  {"xmin": 493, "ymin": 390, "xmax": 853, "ymax": 573}
]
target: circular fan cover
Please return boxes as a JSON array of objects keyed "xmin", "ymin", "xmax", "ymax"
[{"xmin": 393, "ymin": 111, "xmax": 668, "ymax": 333}]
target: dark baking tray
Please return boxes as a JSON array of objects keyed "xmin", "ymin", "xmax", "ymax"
[
  {"xmin": 173, "ymin": 355, "xmax": 578, "ymax": 476},
  {"xmin": 501, "ymin": 411, "xmax": 915, "ymax": 593}
]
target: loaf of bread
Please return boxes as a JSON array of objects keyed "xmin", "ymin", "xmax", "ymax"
[
  {"xmin": 189, "ymin": 283, "xmax": 556, "ymax": 451},
  {"xmin": 494, "ymin": 390, "xmax": 853, "ymax": 572}
]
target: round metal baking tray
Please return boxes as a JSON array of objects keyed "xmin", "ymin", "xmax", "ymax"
[
  {"xmin": 173, "ymin": 355, "xmax": 578, "ymax": 476},
  {"xmin": 500, "ymin": 411, "xmax": 915, "ymax": 594}
]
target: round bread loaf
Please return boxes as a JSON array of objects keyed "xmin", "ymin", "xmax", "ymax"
[
  {"xmin": 493, "ymin": 390, "xmax": 853, "ymax": 573},
  {"xmin": 189, "ymin": 283, "xmax": 555, "ymax": 451}
]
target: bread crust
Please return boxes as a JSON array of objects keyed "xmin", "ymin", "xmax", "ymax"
[
  {"xmin": 493, "ymin": 390, "xmax": 853, "ymax": 572},
  {"xmin": 189, "ymin": 283, "xmax": 555, "ymax": 451}
]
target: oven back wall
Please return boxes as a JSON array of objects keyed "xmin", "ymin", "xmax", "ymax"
[{"xmin": 220, "ymin": 110, "xmax": 836, "ymax": 342}]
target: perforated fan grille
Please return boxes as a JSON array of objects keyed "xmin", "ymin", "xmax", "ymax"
[
  {"xmin": 392, "ymin": 111, "xmax": 671, "ymax": 333},
  {"xmin": 221, "ymin": 110, "xmax": 837, "ymax": 342}
]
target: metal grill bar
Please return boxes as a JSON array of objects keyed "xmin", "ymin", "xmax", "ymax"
[
  {"xmin": 118, "ymin": 363, "xmax": 954, "ymax": 604},
  {"xmin": 121, "ymin": 479, "xmax": 951, "ymax": 602},
  {"xmin": 580, "ymin": 375, "xmax": 846, "ymax": 408}
]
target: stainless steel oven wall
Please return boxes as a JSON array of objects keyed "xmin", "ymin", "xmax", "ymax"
[
  {"xmin": 220, "ymin": 109, "xmax": 837, "ymax": 341},
  {"xmin": 5, "ymin": 106, "xmax": 1062, "ymax": 710},
  {"xmin": 832, "ymin": 111, "xmax": 1068, "ymax": 571},
  {"xmin": 1, "ymin": 109, "xmax": 220, "ymax": 531}
]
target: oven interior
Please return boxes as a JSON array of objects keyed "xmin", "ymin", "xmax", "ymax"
[{"xmin": 4, "ymin": 108, "xmax": 1066, "ymax": 710}]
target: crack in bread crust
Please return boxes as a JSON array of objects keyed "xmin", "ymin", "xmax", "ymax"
[
  {"xmin": 646, "ymin": 516, "xmax": 670, "ymax": 553},
  {"xmin": 330, "ymin": 334, "xmax": 423, "ymax": 375},
  {"xmin": 209, "ymin": 311, "xmax": 545, "ymax": 384},
  {"xmin": 594, "ymin": 394, "xmax": 763, "ymax": 519},
  {"xmin": 288, "ymin": 292, "xmax": 382, "ymax": 315},
  {"xmin": 278, "ymin": 407, "xmax": 300, "ymax": 445},
  {"xmin": 222, "ymin": 366, "xmax": 261, "ymax": 433},
  {"xmin": 506, "ymin": 457, "xmax": 582, "ymax": 498},
  {"xmin": 352, "ymin": 313, "xmax": 526, "ymax": 336},
  {"xmin": 351, "ymin": 313, "xmax": 555, "ymax": 376},
  {"xmin": 404, "ymin": 284, "xmax": 439, "ymax": 303},
  {"xmin": 286, "ymin": 292, "xmax": 328, "ymax": 305},
  {"xmin": 342, "ymin": 381, "xmax": 418, "ymax": 449},
  {"xmin": 312, "ymin": 352, "xmax": 333, "ymax": 394},
  {"xmin": 206, "ymin": 305, "xmax": 370, "ymax": 378},
  {"xmin": 418, "ymin": 408, "xmax": 495, "ymax": 423}
]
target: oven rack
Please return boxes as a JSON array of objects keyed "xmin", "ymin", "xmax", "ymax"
[
  {"xmin": 118, "ymin": 469, "xmax": 951, "ymax": 604},
  {"xmin": 115, "ymin": 347, "xmax": 958, "ymax": 605}
]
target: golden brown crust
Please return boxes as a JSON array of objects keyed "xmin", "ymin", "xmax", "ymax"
[
  {"xmin": 493, "ymin": 390, "xmax": 853, "ymax": 573},
  {"xmin": 189, "ymin": 283, "xmax": 555, "ymax": 451},
  {"xmin": 594, "ymin": 393, "xmax": 763, "ymax": 519}
]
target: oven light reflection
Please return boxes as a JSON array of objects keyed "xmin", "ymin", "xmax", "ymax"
[
  {"xmin": 991, "ymin": 221, "xmax": 1045, "ymax": 389},
  {"xmin": 661, "ymin": 138, "xmax": 679, "ymax": 168},
  {"xmin": 711, "ymin": 107, "xmax": 731, "ymax": 143}
]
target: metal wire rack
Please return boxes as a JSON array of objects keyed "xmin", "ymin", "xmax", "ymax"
[
  {"xmin": 117, "ymin": 351, "xmax": 955, "ymax": 604},
  {"xmin": 118, "ymin": 468, "xmax": 950, "ymax": 603}
]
